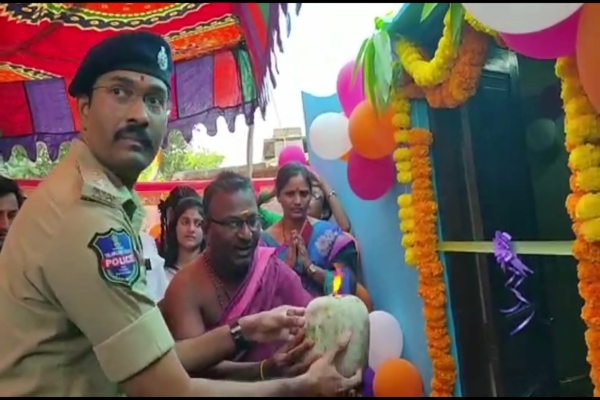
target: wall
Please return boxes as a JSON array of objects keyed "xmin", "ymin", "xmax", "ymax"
[{"xmin": 301, "ymin": 93, "xmax": 461, "ymax": 395}]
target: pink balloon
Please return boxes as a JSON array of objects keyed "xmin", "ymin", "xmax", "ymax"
[
  {"xmin": 278, "ymin": 146, "xmax": 306, "ymax": 167},
  {"xmin": 347, "ymin": 151, "xmax": 394, "ymax": 201},
  {"xmin": 500, "ymin": 9, "xmax": 580, "ymax": 60},
  {"xmin": 337, "ymin": 61, "xmax": 365, "ymax": 117}
]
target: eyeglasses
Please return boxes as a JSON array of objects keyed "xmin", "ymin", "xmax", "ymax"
[
  {"xmin": 207, "ymin": 215, "xmax": 261, "ymax": 231},
  {"xmin": 93, "ymin": 85, "xmax": 170, "ymax": 114}
]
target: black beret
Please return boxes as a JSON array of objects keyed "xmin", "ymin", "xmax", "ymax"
[{"xmin": 68, "ymin": 31, "xmax": 174, "ymax": 97}]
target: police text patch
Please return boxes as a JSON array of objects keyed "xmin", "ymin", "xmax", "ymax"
[{"xmin": 88, "ymin": 228, "xmax": 140, "ymax": 287}]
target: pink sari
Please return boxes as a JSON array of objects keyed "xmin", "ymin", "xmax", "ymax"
[{"xmin": 205, "ymin": 247, "xmax": 313, "ymax": 362}]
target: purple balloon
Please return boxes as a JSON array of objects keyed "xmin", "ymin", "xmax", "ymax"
[
  {"xmin": 337, "ymin": 60, "xmax": 365, "ymax": 117},
  {"xmin": 362, "ymin": 367, "xmax": 375, "ymax": 397}
]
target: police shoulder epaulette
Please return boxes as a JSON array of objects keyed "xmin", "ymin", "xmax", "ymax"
[{"xmin": 79, "ymin": 165, "xmax": 121, "ymax": 207}]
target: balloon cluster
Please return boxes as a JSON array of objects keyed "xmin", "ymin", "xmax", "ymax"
[
  {"xmin": 308, "ymin": 61, "xmax": 396, "ymax": 201},
  {"xmin": 363, "ymin": 311, "xmax": 424, "ymax": 397},
  {"xmin": 464, "ymin": 4, "xmax": 600, "ymax": 115},
  {"xmin": 463, "ymin": 4, "xmax": 582, "ymax": 60}
]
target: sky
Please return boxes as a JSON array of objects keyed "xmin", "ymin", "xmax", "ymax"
[{"xmin": 193, "ymin": 3, "xmax": 402, "ymax": 167}]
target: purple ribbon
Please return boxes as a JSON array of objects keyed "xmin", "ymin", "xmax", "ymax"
[{"xmin": 493, "ymin": 231, "xmax": 535, "ymax": 335}]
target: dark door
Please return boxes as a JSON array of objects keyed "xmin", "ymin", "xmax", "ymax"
[{"xmin": 430, "ymin": 47, "xmax": 580, "ymax": 396}]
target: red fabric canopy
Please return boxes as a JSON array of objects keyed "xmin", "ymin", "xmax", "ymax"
[{"xmin": 0, "ymin": 3, "xmax": 298, "ymax": 160}]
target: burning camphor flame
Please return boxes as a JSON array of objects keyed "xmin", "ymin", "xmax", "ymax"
[{"xmin": 332, "ymin": 264, "xmax": 343, "ymax": 296}]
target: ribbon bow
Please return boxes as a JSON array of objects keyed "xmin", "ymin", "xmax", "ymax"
[{"xmin": 493, "ymin": 231, "xmax": 535, "ymax": 335}]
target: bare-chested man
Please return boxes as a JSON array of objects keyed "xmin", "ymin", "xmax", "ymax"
[{"xmin": 162, "ymin": 171, "xmax": 317, "ymax": 381}]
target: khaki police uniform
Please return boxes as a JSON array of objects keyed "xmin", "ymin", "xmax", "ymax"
[
  {"xmin": 0, "ymin": 31, "xmax": 176, "ymax": 397},
  {"xmin": 0, "ymin": 141, "xmax": 174, "ymax": 396}
]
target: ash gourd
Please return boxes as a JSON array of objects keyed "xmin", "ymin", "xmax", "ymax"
[{"xmin": 304, "ymin": 267, "xmax": 369, "ymax": 377}]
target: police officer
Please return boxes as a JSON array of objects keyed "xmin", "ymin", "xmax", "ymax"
[{"xmin": 0, "ymin": 32, "xmax": 361, "ymax": 397}]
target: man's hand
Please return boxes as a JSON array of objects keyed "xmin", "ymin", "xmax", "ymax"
[
  {"xmin": 302, "ymin": 332, "xmax": 362, "ymax": 396},
  {"xmin": 264, "ymin": 332, "xmax": 319, "ymax": 378},
  {"xmin": 238, "ymin": 305, "xmax": 306, "ymax": 343}
]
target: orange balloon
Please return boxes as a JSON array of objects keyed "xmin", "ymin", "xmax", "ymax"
[
  {"xmin": 149, "ymin": 224, "xmax": 162, "ymax": 239},
  {"xmin": 340, "ymin": 151, "xmax": 351, "ymax": 162},
  {"xmin": 373, "ymin": 359, "xmax": 424, "ymax": 397},
  {"xmin": 356, "ymin": 283, "xmax": 373, "ymax": 312},
  {"xmin": 348, "ymin": 100, "xmax": 396, "ymax": 160},
  {"xmin": 577, "ymin": 4, "xmax": 600, "ymax": 114}
]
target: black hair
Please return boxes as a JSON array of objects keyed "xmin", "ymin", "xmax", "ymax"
[
  {"xmin": 0, "ymin": 176, "xmax": 24, "ymax": 208},
  {"xmin": 274, "ymin": 162, "xmax": 312, "ymax": 195},
  {"xmin": 157, "ymin": 185, "xmax": 200, "ymax": 257},
  {"xmin": 320, "ymin": 195, "xmax": 333, "ymax": 220},
  {"xmin": 203, "ymin": 171, "xmax": 254, "ymax": 216},
  {"xmin": 163, "ymin": 197, "xmax": 205, "ymax": 270}
]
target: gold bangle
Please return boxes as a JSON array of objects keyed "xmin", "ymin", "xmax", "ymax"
[{"xmin": 259, "ymin": 360, "xmax": 266, "ymax": 381}]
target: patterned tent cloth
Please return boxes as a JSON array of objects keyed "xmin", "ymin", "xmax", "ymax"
[{"xmin": 0, "ymin": 3, "xmax": 300, "ymax": 160}]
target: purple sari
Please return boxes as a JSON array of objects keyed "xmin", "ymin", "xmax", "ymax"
[{"xmin": 204, "ymin": 247, "xmax": 313, "ymax": 362}]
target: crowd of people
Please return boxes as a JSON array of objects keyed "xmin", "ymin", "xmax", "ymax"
[{"xmin": 0, "ymin": 31, "xmax": 368, "ymax": 397}]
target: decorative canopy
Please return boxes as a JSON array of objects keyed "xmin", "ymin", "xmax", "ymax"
[{"xmin": 0, "ymin": 3, "xmax": 299, "ymax": 160}]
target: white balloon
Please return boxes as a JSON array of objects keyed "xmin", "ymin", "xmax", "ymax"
[
  {"xmin": 308, "ymin": 112, "xmax": 351, "ymax": 160},
  {"xmin": 462, "ymin": 3, "xmax": 583, "ymax": 34},
  {"xmin": 368, "ymin": 311, "xmax": 404, "ymax": 371}
]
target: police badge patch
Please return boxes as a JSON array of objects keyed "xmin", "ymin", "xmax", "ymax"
[{"xmin": 89, "ymin": 228, "xmax": 141, "ymax": 287}]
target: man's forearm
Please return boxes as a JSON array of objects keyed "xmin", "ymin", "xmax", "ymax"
[
  {"xmin": 175, "ymin": 325, "xmax": 235, "ymax": 372},
  {"xmin": 204, "ymin": 361, "xmax": 261, "ymax": 381},
  {"xmin": 189, "ymin": 374, "xmax": 312, "ymax": 397}
]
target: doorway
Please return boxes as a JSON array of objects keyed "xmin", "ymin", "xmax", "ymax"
[{"xmin": 431, "ymin": 48, "xmax": 590, "ymax": 397}]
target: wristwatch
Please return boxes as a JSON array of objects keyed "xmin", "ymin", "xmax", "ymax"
[{"xmin": 229, "ymin": 320, "xmax": 251, "ymax": 354}]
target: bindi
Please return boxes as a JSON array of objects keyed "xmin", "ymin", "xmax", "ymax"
[{"xmin": 139, "ymin": 75, "xmax": 145, "ymax": 82}]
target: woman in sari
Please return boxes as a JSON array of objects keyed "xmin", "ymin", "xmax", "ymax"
[
  {"xmin": 257, "ymin": 168, "xmax": 351, "ymax": 232},
  {"xmin": 261, "ymin": 163, "xmax": 360, "ymax": 296}
]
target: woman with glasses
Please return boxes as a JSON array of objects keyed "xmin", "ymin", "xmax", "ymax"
[{"xmin": 261, "ymin": 163, "xmax": 360, "ymax": 297}]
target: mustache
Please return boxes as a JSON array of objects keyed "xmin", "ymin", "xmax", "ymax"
[{"xmin": 114, "ymin": 125, "xmax": 151, "ymax": 147}]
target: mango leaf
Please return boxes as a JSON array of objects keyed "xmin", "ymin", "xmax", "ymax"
[
  {"xmin": 351, "ymin": 37, "xmax": 369, "ymax": 90},
  {"xmin": 374, "ymin": 16, "xmax": 385, "ymax": 31},
  {"xmin": 421, "ymin": 3, "xmax": 439, "ymax": 22},
  {"xmin": 363, "ymin": 40, "xmax": 378, "ymax": 115},
  {"xmin": 449, "ymin": 3, "xmax": 465, "ymax": 47},
  {"xmin": 372, "ymin": 30, "xmax": 393, "ymax": 111}
]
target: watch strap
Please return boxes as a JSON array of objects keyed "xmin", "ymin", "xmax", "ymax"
[{"xmin": 229, "ymin": 320, "xmax": 251, "ymax": 354}]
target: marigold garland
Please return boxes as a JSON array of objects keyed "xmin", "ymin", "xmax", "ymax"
[
  {"xmin": 557, "ymin": 56, "xmax": 600, "ymax": 396},
  {"xmin": 389, "ymin": 14, "xmax": 495, "ymax": 398},
  {"xmin": 390, "ymin": 12, "xmax": 502, "ymax": 397},
  {"xmin": 399, "ymin": 25, "xmax": 489, "ymax": 108},
  {"xmin": 391, "ymin": 89, "xmax": 457, "ymax": 397},
  {"xmin": 397, "ymin": 11, "xmax": 458, "ymax": 88}
]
